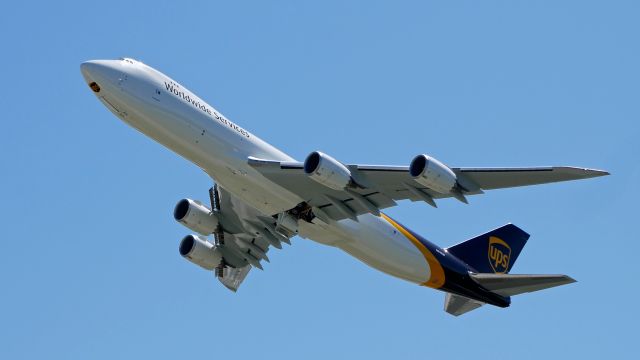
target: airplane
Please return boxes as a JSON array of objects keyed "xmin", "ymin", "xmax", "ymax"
[{"xmin": 81, "ymin": 57, "xmax": 608, "ymax": 316}]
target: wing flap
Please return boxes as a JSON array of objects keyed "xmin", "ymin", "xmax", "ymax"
[{"xmin": 219, "ymin": 265, "xmax": 251, "ymax": 292}]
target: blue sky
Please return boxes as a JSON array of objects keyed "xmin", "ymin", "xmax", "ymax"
[{"xmin": 1, "ymin": 1, "xmax": 638, "ymax": 359}]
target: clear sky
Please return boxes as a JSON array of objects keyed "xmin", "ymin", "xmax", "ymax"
[{"xmin": 1, "ymin": 1, "xmax": 638, "ymax": 359}]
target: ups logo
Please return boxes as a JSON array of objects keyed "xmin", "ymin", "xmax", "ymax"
[{"xmin": 488, "ymin": 236, "xmax": 511, "ymax": 273}]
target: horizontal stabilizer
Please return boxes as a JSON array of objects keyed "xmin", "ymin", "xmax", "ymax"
[
  {"xmin": 444, "ymin": 293, "xmax": 484, "ymax": 316},
  {"xmin": 470, "ymin": 273, "xmax": 576, "ymax": 297}
]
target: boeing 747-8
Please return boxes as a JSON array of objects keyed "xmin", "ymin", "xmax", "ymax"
[{"xmin": 81, "ymin": 58, "xmax": 607, "ymax": 316}]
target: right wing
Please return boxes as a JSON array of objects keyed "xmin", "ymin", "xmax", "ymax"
[{"xmin": 249, "ymin": 157, "xmax": 608, "ymax": 223}]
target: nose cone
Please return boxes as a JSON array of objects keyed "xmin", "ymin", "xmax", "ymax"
[{"xmin": 80, "ymin": 60, "xmax": 123, "ymax": 88}]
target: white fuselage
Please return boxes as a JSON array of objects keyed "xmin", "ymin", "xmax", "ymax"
[{"xmin": 81, "ymin": 58, "xmax": 432, "ymax": 286}]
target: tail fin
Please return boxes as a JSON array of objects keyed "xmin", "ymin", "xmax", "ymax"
[{"xmin": 446, "ymin": 224, "xmax": 529, "ymax": 274}]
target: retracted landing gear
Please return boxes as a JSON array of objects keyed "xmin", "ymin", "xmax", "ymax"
[
  {"xmin": 209, "ymin": 184, "xmax": 225, "ymax": 246},
  {"xmin": 210, "ymin": 184, "xmax": 227, "ymax": 278},
  {"xmin": 215, "ymin": 260, "xmax": 225, "ymax": 278}
]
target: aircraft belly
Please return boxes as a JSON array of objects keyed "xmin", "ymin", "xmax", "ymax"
[
  {"xmin": 108, "ymin": 88, "xmax": 303, "ymax": 215},
  {"xmin": 81, "ymin": 59, "xmax": 597, "ymax": 308},
  {"xmin": 208, "ymin": 168, "xmax": 303, "ymax": 215},
  {"xmin": 301, "ymin": 214, "xmax": 431, "ymax": 284}
]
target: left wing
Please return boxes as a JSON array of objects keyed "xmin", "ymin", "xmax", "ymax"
[
  {"xmin": 248, "ymin": 156, "xmax": 608, "ymax": 223},
  {"xmin": 212, "ymin": 186, "xmax": 295, "ymax": 291}
]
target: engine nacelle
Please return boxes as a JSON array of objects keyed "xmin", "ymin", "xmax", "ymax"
[
  {"xmin": 409, "ymin": 154, "xmax": 457, "ymax": 194},
  {"xmin": 173, "ymin": 198, "xmax": 219, "ymax": 235},
  {"xmin": 179, "ymin": 234, "xmax": 222, "ymax": 270},
  {"xmin": 303, "ymin": 151, "xmax": 352, "ymax": 190}
]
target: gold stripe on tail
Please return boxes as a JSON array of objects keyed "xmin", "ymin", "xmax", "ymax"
[{"xmin": 381, "ymin": 213, "xmax": 446, "ymax": 288}]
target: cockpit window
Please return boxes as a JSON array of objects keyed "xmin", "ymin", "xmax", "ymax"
[
  {"xmin": 121, "ymin": 57, "xmax": 139, "ymax": 64},
  {"xmin": 89, "ymin": 82, "xmax": 100, "ymax": 93}
]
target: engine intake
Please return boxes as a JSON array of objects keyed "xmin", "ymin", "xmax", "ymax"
[
  {"xmin": 179, "ymin": 234, "xmax": 222, "ymax": 270},
  {"xmin": 174, "ymin": 198, "xmax": 219, "ymax": 235},
  {"xmin": 303, "ymin": 151, "xmax": 352, "ymax": 190},
  {"xmin": 409, "ymin": 154, "xmax": 457, "ymax": 194}
]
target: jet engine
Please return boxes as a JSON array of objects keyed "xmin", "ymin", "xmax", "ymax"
[
  {"xmin": 303, "ymin": 151, "xmax": 352, "ymax": 190},
  {"xmin": 409, "ymin": 154, "xmax": 457, "ymax": 194},
  {"xmin": 173, "ymin": 198, "xmax": 219, "ymax": 235},
  {"xmin": 179, "ymin": 234, "xmax": 222, "ymax": 270}
]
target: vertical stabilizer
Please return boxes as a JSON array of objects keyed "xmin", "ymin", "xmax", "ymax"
[{"xmin": 446, "ymin": 224, "xmax": 529, "ymax": 274}]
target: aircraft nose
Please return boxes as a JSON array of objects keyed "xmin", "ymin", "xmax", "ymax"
[{"xmin": 80, "ymin": 60, "xmax": 123, "ymax": 91}]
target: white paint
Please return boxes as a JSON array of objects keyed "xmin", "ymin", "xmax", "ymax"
[{"xmin": 81, "ymin": 58, "xmax": 431, "ymax": 285}]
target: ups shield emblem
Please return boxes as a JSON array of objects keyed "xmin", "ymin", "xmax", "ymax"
[{"xmin": 488, "ymin": 236, "xmax": 511, "ymax": 273}]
